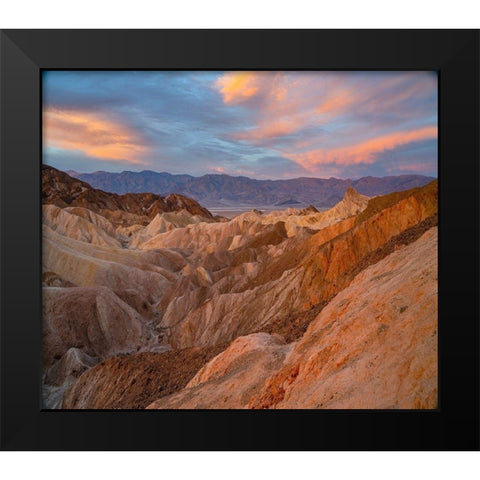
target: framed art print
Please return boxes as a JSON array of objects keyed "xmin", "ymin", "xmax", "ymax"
[
  {"xmin": 1, "ymin": 29, "xmax": 479, "ymax": 450},
  {"xmin": 40, "ymin": 69, "xmax": 439, "ymax": 411}
]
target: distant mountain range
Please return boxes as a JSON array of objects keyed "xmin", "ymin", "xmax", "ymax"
[
  {"xmin": 44, "ymin": 165, "xmax": 213, "ymax": 221},
  {"xmin": 66, "ymin": 169, "xmax": 435, "ymax": 208}
]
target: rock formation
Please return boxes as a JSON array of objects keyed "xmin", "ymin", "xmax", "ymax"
[
  {"xmin": 41, "ymin": 167, "xmax": 438, "ymax": 410},
  {"xmin": 43, "ymin": 164, "xmax": 213, "ymax": 222},
  {"xmin": 147, "ymin": 227, "xmax": 437, "ymax": 409}
]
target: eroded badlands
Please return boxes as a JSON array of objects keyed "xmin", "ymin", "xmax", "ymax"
[{"xmin": 42, "ymin": 165, "xmax": 438, "ymax": 409}]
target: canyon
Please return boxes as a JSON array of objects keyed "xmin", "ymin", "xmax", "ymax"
[{"xmin": 42, "ymin": 166, "xmax": 438, "ymax": 409}]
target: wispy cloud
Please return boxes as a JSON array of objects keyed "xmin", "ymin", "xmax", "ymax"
[
  {"xmin": 286, "ymin": 126, "xmax": 438, "ymax": 170},
  {"xmin": 43, "ymin": 108, "xmax": 149, "ymax": 164},
  {"xmin": 43, "ymin": 70, "xmax": 437, "ymax": 179}
]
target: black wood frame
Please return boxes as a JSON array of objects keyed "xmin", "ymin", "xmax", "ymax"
[{"xmin": 0, "ymin": 29, "xmax": 478, "ymax": 450}]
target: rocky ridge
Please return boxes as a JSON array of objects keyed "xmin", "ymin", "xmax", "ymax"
[
  {"xmin": 43, "ymin": 165, "xmax": 213, "ymax": 224},
  {"xmin": 147, "ymin": 227, "xmax": 438, "ymax": 409},
  {"xmin": 69, "ymin": 168, "xmax": 435, "ymax": 208}
]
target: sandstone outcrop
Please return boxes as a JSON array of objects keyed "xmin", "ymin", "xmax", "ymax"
[
  {"xmin": 134, "ymin": 186, "xmax": 369, "ymax": 251},
  {"xmin": 147, "ymin": 334, "xmax": 292, "ymax": 409},
  {"xmin": 129, "ymin": 210, "xmax": 216, "ymax": 249}
]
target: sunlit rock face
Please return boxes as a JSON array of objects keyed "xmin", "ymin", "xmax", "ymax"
[
  {"xmin": 147, "ymin": 228, "xmax": 437, "ymax": 410},
  {"xmin": 41, "ymin": 167, "xmax": 437, "ymax": 410}
]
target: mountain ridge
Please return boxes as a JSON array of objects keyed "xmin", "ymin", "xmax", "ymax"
[
  {"xmin": 43, "ymin": 165, "xmax": 213, "ymax": 223},
  {"xmin": 62, "ymin": 167, "xmax": 435, "ymax": 208}
]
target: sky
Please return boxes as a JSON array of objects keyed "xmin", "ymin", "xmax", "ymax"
[{"xmin": 43, "ymin": 70, "xmax": 437, "ymax": 180}]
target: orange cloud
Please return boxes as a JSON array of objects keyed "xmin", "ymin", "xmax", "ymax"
[
  {"xmin": 216, "ymin": 72, "xmax": 437, "ymax": 155},
  {"xmin": 286, "ymin": 126, "xmax": 437, "ymax": 170},
  {"xmin": 43, "ymin": 108, "xmax": 148, "ymax": 164},
  {"xmin": 215, "ymin": 72, "xmax": 260, "ymax": 104},
  {"xmin": 272, "ymin": 84, "xmax": 287, "ymax": 101},
  {"xmin": 216, "ymin": 72, "xmax": 359, "ymax": 143},
  {"xmin": 316, "ymin": 89, "xmax": 354, "ymax": 115},
  {"xmin": 239, "ymin": 89, "xmax": 356, "ymax": 142}
]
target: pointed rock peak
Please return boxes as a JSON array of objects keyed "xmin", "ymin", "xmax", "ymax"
[
  {"xmin": 343, "ymin": 186, "xmax": 369, "ymax": 204},
  {"xmin": 344, "ymin": 186, "xmax": 359, "ymax": 198}
]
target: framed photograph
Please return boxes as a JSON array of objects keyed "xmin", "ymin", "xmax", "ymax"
[{"xmin": 1, "ymin": 29, "xmax": 478, "ymax": 450}]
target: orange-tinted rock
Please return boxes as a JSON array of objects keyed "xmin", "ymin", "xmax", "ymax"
[
  {"xmin": 160, "ymin": 182, "xmax": 437, "ymax": 349},
  {"xmin": 146, "ymin": 334, "xmax": 291, "ymax": 409},
  {"xmin": 147, "ymin": 227, "xmax": 437, "ymax": 409},
  {"xmin": 250, "ymin": 228, "xmax": 438, "ymax": 409}
]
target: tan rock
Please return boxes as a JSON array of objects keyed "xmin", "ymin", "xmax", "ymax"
[
  {"xmin": 43, "ymin": 204, "xmax": 121, "ymax": 247},
  {"xmin": 43, "ymin": 226, "xmax": 182, "ymax": 299},
  {"xmin": 130, "ymin": 210, "xmax": 215, "ymax": 248}
]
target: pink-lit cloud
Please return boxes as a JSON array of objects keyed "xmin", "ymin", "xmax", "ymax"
[
  {"xmin": 43, "ymin": 108, "xmax": 149, "ymax": 164},
  {"xmin": 316, "ymin": 88, "xmax": 355, "ymax": 115},
  {"xmin": 285, "ymin": 126, "xmax": 437, "ymax": 170},
  {"xmin": 215, "ymin": 71, "xmax": 436, "ymax": 146},
  {"xmin": 213, "ymin": 71, "xmax": 437, "ymax": 176},
  {"xmin": 43, "ymin": 71, "xmax": 437, "ymax": 178}
]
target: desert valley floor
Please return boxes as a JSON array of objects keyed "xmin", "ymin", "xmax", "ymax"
[{"xmin": 42, "ymin": 165, "xmax": 438, "ymax": 409}]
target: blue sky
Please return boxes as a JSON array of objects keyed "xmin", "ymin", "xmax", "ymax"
[{"xmin": 43, "ymin": 70, "xmax": 437, "ymax": 179}]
